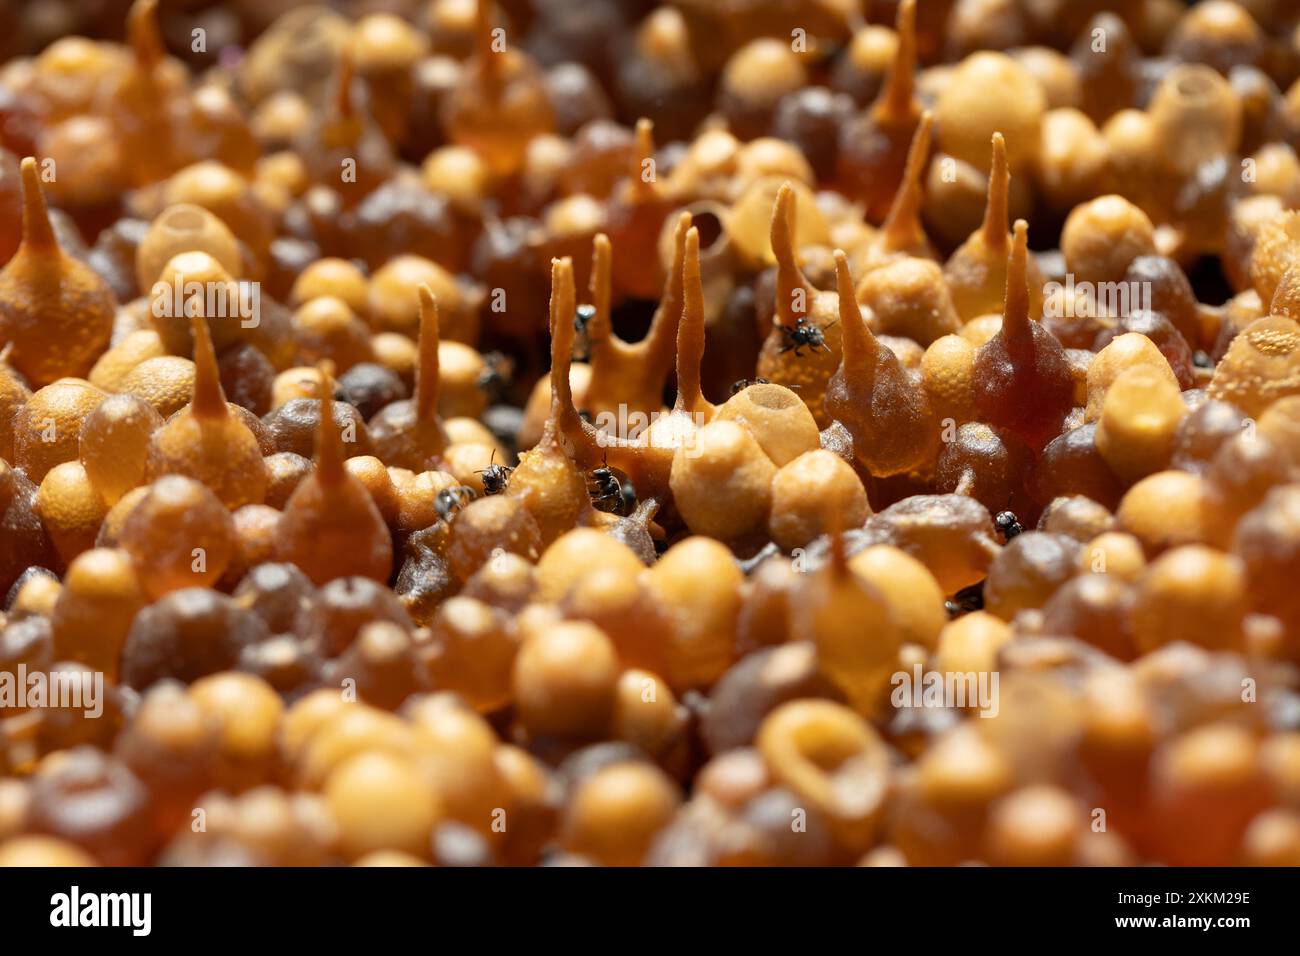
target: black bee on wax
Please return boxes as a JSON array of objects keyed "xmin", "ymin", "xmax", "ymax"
[
  {"xmin": 616, "ymin": 476, "xmax": 637, "ymax": 516},
  {"xmin": 475, "ymin": 451, "xmax": 513, "ymax": 496},
  {"xmin": 994, "ymin": 511, "xmax": 1024, "ymax": 541},
  {"xmin": 476, "ymin": 351, "xmax": 514, "ymax": 402},
  {"xmin": 588, "ymin": 454, "xmax": 635, "ymax": 516},
  {"xmin": 729, "ymin": 377, "xmax": 771, "ymax": 395},
  {"xmin": 945, "ymin": 582, "xmax": 985, "ymax": 618},
  {"xmin": 573, "ymin": 303, "xmax": 598, "ymax": 362},
  {"xmin": 435, "ymin": 486, "xmax": 477, "ymax": 523},
  {"xmin": 778, "ymin": 316, "xmax": 834, "ymax": 356}
]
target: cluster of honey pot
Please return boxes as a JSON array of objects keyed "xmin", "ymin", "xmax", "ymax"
[{"xmin": 2, "ymin": 0, "xmax": 1300, "ymax": 867}]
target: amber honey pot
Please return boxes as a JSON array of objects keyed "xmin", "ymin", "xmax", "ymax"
[{"xmin": 2, "ymin": 0, "xmax": 1300, "ymax": 871}]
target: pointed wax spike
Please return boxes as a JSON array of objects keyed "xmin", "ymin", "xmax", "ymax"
[
  {"xmin": 641, "ymin": 211, "xmax": 692, "ymax": 381},
  {"xmin": 980, "ymin": 133, "xmax": 1010, "ymax": 251},
  {"xmin": 880, "ymin": 110, "xmax": 932, "ymax": 251},
  {"xmin": 415, "ymin": 284, "xmax": 441, "ymax": 422},
  {"xmin": 834, "ymin": 250, "xmax": 876, "ymax": 371},
  {"xmin": 1001, "ymin": 220, "xmax": 1032, "ymax": 348},
  {"xmin": 632, "ymin": 118, "xmax": 656, "ymax": 199},
  {"xmin": 18, "ymin": 157, "xmax": 57, "ymax": 251},
  {"xmin": 548, "ymin": 257, "xmax": 579, "ymax": 421},
  {"xmin": 475, "ymin": 0, "xmax": 494, "ymax": 58},
  {"xmin": 877, "ymin": 0, "xmax": 917, "ymax": 122},
  {"xmin": 546, "ymin": 256, "xmax": 605, "ymax": 465},
  {"xmin": 772, "ymin": 182, "xmax": 811, "ymax": 327},
  {"xmin": 675, "ymin": 227, "xmax": 706, "ymax": 413},
  {"xmin": 476, "ymin": 0, "xmax": 502, "ymax": 92},
  {"xmin": 588, "ymin": 233, "xmax": 614, "ymax": 351},
  {"xmin": 334, "ymin": 42, "xmax": 357, "ymax": 118},
  {"xmin": 127, "ymin": 0, "xmax": 164, "ymax": 71},
  {"xmin": 188, "ymin": 304, "xmax": 228, "ymax": 418},
  {"xmin": 314, "ymin": 364, "xmax": 345, "ymax": 484}
]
